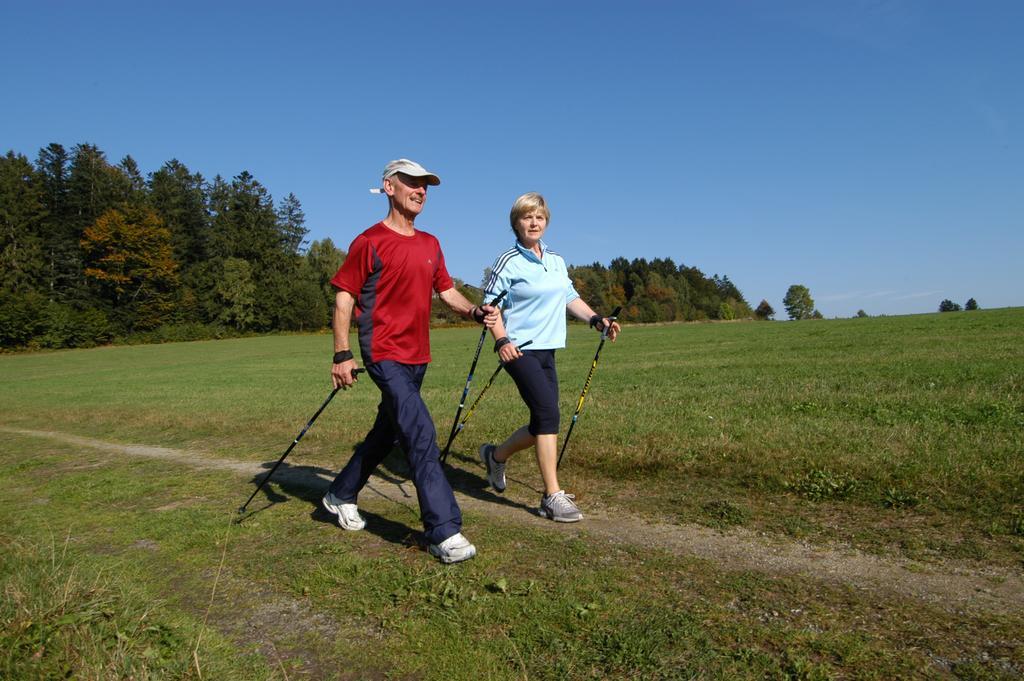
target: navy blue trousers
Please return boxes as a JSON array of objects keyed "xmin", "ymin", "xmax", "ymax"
[
  {"xmin": 503, "ymin": 349, "xmax": 560, "ymax": 436},
  {"xmin": 327, "ymin": 361, "xmax": 461, "ymax": 545}
]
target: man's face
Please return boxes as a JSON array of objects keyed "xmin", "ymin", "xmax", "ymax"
[{"xmin": 385, "ymin": 173, "xmax": 429, "ymax": 216}]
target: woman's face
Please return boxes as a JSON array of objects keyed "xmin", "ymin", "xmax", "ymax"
[{"xmin": 515, "ymin": 210, "xmax": 548, "ymax": 249}]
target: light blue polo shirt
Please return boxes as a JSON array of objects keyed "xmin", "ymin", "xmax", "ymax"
[{"xmin": 483, "ymin": 239, "xmax": 580, "ymax": 350}]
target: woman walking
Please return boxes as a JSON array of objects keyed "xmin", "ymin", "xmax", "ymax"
[{"xmin": 480, "ymin": 192, "xmax": 620, "ymax": 522}]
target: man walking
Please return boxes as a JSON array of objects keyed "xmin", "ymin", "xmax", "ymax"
[{"xmin": 324, "ymin": 159, "xmax": 497, "ymax": 564}]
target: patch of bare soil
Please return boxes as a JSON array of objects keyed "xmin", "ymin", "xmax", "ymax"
[
  {"xmin": 162, "ymin": 559, "xmax": 386, "ymax": 681},
  {"xmin": 231, "ymin": 587, "xmax": 385, "ymax": 679},
  {"xmin": 6, "ymin": 426, "xmax": 1023, "ymax": 618}
]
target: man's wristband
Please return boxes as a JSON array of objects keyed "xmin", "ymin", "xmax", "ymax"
[
  {"xmin": 493, "ymin": 337, "xmax": 511, "ymax": 353},
  {"xmin": 471, "ymin": 306, "xmax": 486, "ymax": 323},
  {"xmin": 333, "ymin": 350, "xmax": 354, "ymax": 364},
  {"xmin": 589, "ymin": 315, "xmax": 606, "ymax": 331}
]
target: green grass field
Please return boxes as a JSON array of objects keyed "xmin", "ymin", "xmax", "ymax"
[{"xmin": 2, "ymin": 309, "xmax": 1022, "ymax": 678}]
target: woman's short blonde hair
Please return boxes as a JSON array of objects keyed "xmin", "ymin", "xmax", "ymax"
[{"xmin": 509, "ymin": 192, "xmax": 550, "ymax": 232}]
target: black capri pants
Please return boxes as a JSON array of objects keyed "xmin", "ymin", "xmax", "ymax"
[{"xmin": 503, "ymin": 349, "xmax": 560, "ymax": 436}]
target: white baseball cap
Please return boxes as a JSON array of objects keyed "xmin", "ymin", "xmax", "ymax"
[{"xmin": 370, "ymin": 158, "xmax": 441, "ymax": 193}]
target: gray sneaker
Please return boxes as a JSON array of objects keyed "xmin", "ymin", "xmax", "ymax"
[
  {"xmin": 539, "ymin": 490, "xmax": 583, "ymax": 522},
  {"xmin": 478, "ymin": 443, "xmax": 506, "ymax": 493}
]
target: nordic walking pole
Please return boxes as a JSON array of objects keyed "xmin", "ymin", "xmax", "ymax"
[
  {"xmin": 238, "ymin": 368, "xmax": 365, "ymax": 514},
  {"xmin": 557, "ymin": 307, "xmax": 621, "ymax": 469},
  {"xmin": 440, "ymin": 290, "xmax": 508, "ymax": 462},
  {"xmin": 441, "ymin": 340, "xmax": 533, "ymax": 462}
]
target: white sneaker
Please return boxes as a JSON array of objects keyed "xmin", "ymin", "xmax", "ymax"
[
  {"xmin": 428, "ymin": 532, "xmax": 477, "ymax": 564},
  {"xmin": 478, "ymin": 443, "xmax": 506, "ymax": 492},
  {"xmin": 322, "ymin": 491, "xmax": 365, "ymax": 531}
]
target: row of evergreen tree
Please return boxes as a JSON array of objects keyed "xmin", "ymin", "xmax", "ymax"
[
  {"xmin": 1, "ymin": 142, "xmax": 751, "ymax": 350},
  {"xmin": 0, "ymin": 142, "xmax": 349, "ymax": 348}
]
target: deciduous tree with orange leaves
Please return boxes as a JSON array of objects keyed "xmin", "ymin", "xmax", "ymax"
[{"xmin": 81, "ymin": 205, "xmax": 178, "ymax": 332}]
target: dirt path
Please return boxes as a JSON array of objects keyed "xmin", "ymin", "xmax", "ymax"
[{"xmin": 6, "ymin": 426, "xmax": 1022, "ymax": 617}]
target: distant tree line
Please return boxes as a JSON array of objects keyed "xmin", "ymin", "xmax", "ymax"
[
  {"xmin": 940, "ymin": 298, "xmax": 979, "ymax": 312},
  {"xmin": 0, "ymin": 143, "xmax": 363, "ymax": 349},
  {"xmin": 2, "ymin": 142, "xmax": 753, "ymax": 350},
  {"xmin": 565, "ymin": 259, "xmax": 753, "ymax": 323}
]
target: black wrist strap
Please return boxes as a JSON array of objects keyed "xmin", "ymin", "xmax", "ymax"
[
  {"xmin": 589, "ymin": 315, "xmax": 606, "ymax": 331},
  {"xmin": 493, "ymin": 337, "xmax": 511, "ymax": 353},
  {"xmin": 471, "ymin": 306, "xmax": 486, "ymax": 323},
  {"xmin": 333, "ymin": 350, "xmax": 354, "ymax": 364}
]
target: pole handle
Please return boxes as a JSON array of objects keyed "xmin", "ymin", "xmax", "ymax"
[{"xmin": 600, "ymin": 307, "xmax": 622, "ymax": 340}]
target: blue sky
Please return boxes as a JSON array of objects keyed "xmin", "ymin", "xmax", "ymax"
[{"xmin": 3, "ymin": 1, "xmax": 1021, "ymax": 318}]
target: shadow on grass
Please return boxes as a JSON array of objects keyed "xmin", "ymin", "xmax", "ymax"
[
  {"xmin": 369, "ymin": 444, "xmax": 541, "ymax": 517},
  {"xmin": 237, "ymin": 444, "xmax": 417, "ymax": 547},
  {"xmin": 237, "ymin": 439, "xmax": 539, "ymax": 545},
  {"xmin": 441, "ymin": 448, "xmax": 542, "ymax": 510}
]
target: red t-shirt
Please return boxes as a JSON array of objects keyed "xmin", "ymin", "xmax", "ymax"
[{"xmin": 331, "ymin": 222, "xmax": 454, "ymax": 364}]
